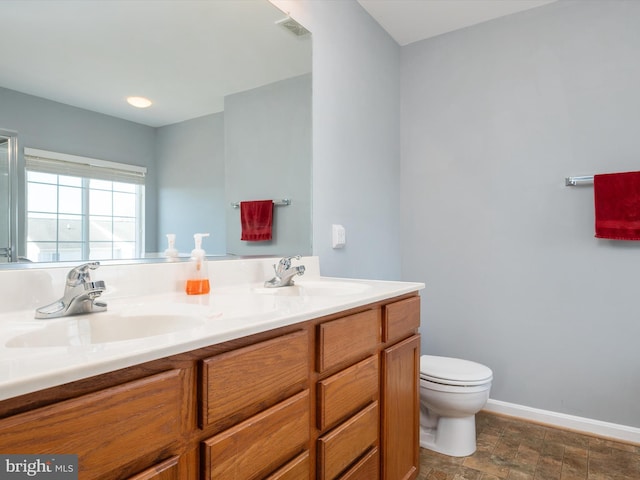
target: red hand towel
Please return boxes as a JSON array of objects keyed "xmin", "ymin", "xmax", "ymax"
[
  {"xmin": 594, "ymin": 171, "xmax": 640, "ymax": 240},
  {"xmin": 240, "ymin": 200, "xmax": 274, "ymax": 241}
]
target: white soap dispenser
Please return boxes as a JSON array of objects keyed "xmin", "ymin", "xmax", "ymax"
[
  {"xmin": 185, "ymin": 233, "xmax": 210, "ymax": 295},
  {"xmin": 164, "ymin": 233, "xmax": 179, "ymax": 260}
]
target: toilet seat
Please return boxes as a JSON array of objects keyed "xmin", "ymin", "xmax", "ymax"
[{"xmin": 420, "ymin": 355, "xmax": 493, "ymax": 387}]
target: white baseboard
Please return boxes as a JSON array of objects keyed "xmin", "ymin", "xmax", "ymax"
[{"xmin": 483, "ymin": 399, "xmax": 640, "ymax": 445}]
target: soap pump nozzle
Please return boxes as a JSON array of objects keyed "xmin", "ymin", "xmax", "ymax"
[
  {"xmin": 164, "ymin": 233, "xmax": 178, "ymax": 260},
  {"xmin": 191, "ymin": 233, "xmax": 210, "ymax": 261}
]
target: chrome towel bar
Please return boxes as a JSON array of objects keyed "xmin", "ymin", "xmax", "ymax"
[
  {"xmin": 565, "ymin": 175, "xmax": 594, "ymax": 186},
  {"xmin": 231, "ymin": 198, "xmax": 291, "ymax": 208}
]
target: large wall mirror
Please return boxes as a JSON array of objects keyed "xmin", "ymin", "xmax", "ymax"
[{"xmin": 0, "ymin": 0, "xmax": 312, "ymax": 266}]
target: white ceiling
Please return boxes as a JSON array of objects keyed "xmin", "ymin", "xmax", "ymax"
[
  {"xmin": 357, "ymin": 0, "xmax": 557, "ymax": 46},
  {"xmin": 0, "ymin": 0, "xmax": 311, "ymax": 127}
]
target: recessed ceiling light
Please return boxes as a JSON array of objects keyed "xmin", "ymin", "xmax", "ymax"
[{"xmin": 126, "ymin": 96, "xmax": 152, "ymax": 108}]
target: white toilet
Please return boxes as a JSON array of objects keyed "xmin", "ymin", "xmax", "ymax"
[{"xmin": 419, "ymin": 355, "xmax": 493, "ymax": 457}]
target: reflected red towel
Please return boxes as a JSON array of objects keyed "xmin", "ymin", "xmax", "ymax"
[
  {"xmin": 594, "ymin": 171, "xmax": 640, "ymax": 240},
  {"xmin": 240, "ymin": 200, "xmax": 273, "ymax": 241}
]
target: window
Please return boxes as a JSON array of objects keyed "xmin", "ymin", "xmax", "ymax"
[{"xmin": 24, "ymin": 148, "xmax": 145, "ymax": 262}]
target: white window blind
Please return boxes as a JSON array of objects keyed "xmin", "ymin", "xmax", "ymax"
[{"xmin": 24, "ymin": 148, "xmax": 146, "ymax": 185}]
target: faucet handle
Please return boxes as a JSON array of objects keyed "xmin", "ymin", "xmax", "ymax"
[
  {"xmin": 66, "ymin": 261, "xmax": 100, "ymax": 285},
  {"xmin": 275, "ymin": 255, "xmax": 301, "ymax": 274},
  {"xmin": 279, "ymin": 255, "xmax": 301, "ymax": 266}
]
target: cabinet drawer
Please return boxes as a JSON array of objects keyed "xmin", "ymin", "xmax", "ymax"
[
  {"xmin": 126, "ymin": 456, "xmax": 180, "ymax": 480},
  {"xmin": 0, "ymin": 370, "xmax": 185, "ymax": 480},
  {"xmin": 203, "ymin": 390, "xmax": 310, "ymax": 480},
  {"xmin": 317, "ymin": 402, "xmax": 379, "ymax": 480},
  {"xmin": 317, "ymin": 309, "xmax": 380, "ymax": 373},
  {"xmin": 201, "ymin": 330, "xmax": 308, "ymax": 430},
  {"xmin": 317, "ymin": 355, "xmax": 378, "ymax": 431},
  {"xmin": 383, "ymin": 296, "xmax": 420, "ymax": 343},
  {"xmin": 339, "ymin": 448, "xmax": 379, "ymax": 480},
  {"xmin": 265, "ymin": 451, "xmax": 310, "ymax": 480}
]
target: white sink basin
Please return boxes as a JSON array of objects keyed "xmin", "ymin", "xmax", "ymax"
[{"xmin": 6, "ymin": 313, "xmax": 205, "ymax": 348}]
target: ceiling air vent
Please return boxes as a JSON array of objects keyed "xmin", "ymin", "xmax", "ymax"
[{"xmin": 276, "ymin": 16, "xmax": 310, "ymax": 37}]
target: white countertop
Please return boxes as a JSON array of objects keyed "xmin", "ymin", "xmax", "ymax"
[{"xmin": 0, "ymin": 259, "xmax": 424, "ymax": 401}]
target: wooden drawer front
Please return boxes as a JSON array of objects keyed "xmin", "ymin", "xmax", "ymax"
[
  {"xmin": 265, "ymin": 451, "xmax": 310, "ymax": 480},
  {"xmin": 383, "ymin": 296, "xmax": 420, "ymax": 343},
  {"xmin": 317, "ymin": 355, "xmax": 378, "ymax": 431},
  {"xmin": 201, "ymin": 330, "xmax": 308, "ymax": 430},
  {"xmin": 339, "ymin": 448, "xmax": 379, "ymax": 480},
  {"xmin": 317, "ymin": 309, "xmax": 380, "ymax": 373},
  {"xmin": 203, "ymin": 390, "xmax": 310, "ymax": 480},
  {"xmin": 0, "ymin": 370, "xmax": 185, "ymax": 480},
  {"xmin": 127, "ymin": 456, "xmax": 180, "ymax": 480},
  {"xmin": 317, "ymin": 402, "xmax": 379, "ymax": 480}
]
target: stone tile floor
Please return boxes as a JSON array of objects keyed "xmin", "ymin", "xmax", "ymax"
[{"xmin": 419, "ymin": 411, "xmax": 640, "ymax": 480}]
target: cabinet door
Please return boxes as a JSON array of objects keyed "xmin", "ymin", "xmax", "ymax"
[{"xmin": 381, "ymin": 335, "xmax": 420, "ymax": 480}]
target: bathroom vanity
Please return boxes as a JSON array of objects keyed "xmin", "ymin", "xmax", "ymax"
[{"xmin": 0, "ymin": 257, "xmax": 423, "ymax": 480}]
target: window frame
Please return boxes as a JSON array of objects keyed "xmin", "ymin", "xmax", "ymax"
[{"xmin": 24, "ymin": 148, "xmax": 146, "ymax": 262}]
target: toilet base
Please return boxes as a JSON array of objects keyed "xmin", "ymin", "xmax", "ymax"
[{"xmin": 419, "ymin": 415, "xmax": 477, "ymax": 457}]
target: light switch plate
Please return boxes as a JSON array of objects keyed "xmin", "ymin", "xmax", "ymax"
[{"xmin": 332, "ymin": 224, "xmax": 346, "ymax": 249}]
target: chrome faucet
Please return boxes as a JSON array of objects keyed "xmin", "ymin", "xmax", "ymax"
[
  {"xmin": 35, "ymin": 262, "xmax": 107, "ymax": 319},
  {"xmin": 264, "ymin": 256, "xmax": 305, "ymax": 288}
]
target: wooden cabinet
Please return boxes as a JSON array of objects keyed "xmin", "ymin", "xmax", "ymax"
[
  {"xmin": 265, "ymin": 451, "xmax": 311, "ymax": 480},
  {"xmin": 340, "ymin": 448, "xmax": 380, "ymax": 480},
  {"xmin": 317, "ymin": 308, "xmax": 380, "ymax": 373},
  {"xmin": 317, "ymin": 402, "xmax": 379, "ymax": 480},
  {"xmin": 200, "ymin": 329, "xmax": 308, "ymax": 432},
  {"xmin": 200, "ymin": 330, "xmax": 310, "ymax": 479},
  {"xmin": 126, "ymin": 457, "xmax": 180, "ymax": 480},
  {"xmin": 315, "ymin": 294, "xmax": 420, "ymax": 480},
  {"xmin": 202, "ymin": 391, "xmax": 310, "ymax": 480},
  {"xmin": 0, "ymin": 292, "xmax": 420, "ymax": 480},
  {"xmin": 317, "ymin": 355, "xmax": 378, "ymax": 431},
  {"xmin": 381, "ymin": 335, "xmax": 420, "ymax": 480},
  {"xmin": 383, "ymin": 296, "xmax": 420, "ymax": 343},
  {"xmin": 315, "ymin": 310, "xmax": 381, "ymax": 480},
  {"xmin": 0, "ymin": 369, "xmax": 188, "ymax": 480},
  {"xmin": 381, "ymin": 297, "xmax": 422, "ymax": 480}
]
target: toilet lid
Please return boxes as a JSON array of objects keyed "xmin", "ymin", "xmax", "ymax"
[{"xmin": 420, "ymin": 355, "xmax": 493, "ymax": 386}]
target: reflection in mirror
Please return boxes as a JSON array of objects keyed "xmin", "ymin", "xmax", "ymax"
[
  {"xmin": 23, "ymin": 148, "xmax": 147, "ymax": 262},
  {"xmin": 0, "ymin": 129, "xmax": 18, "ymax": 263},
  {"xmin": 0, "ymin": 136, "xmax": 9, "ymax": 263},
  {"xmin": 0, "ymin": 0, "xmax": 312, "ymax": 266}
]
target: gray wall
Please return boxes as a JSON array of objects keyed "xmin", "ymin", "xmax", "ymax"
[
  {"xmin": 401, "ymin": 0, "xmax": 640, "ymax": 427},
  {"xmin": 281, "ymin": 0, "xmax": 402, "ymax": 280},
  {"xmin": 156, "ymin": 113, "xmax": 226, "ymax": 254},
  {"xmin": 0, "ymin": 87, "xmax": 158, "ymax": 253},
  {"xmin": 225, "ymin": 74, "xmax": 312, "ymax": 256}
]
